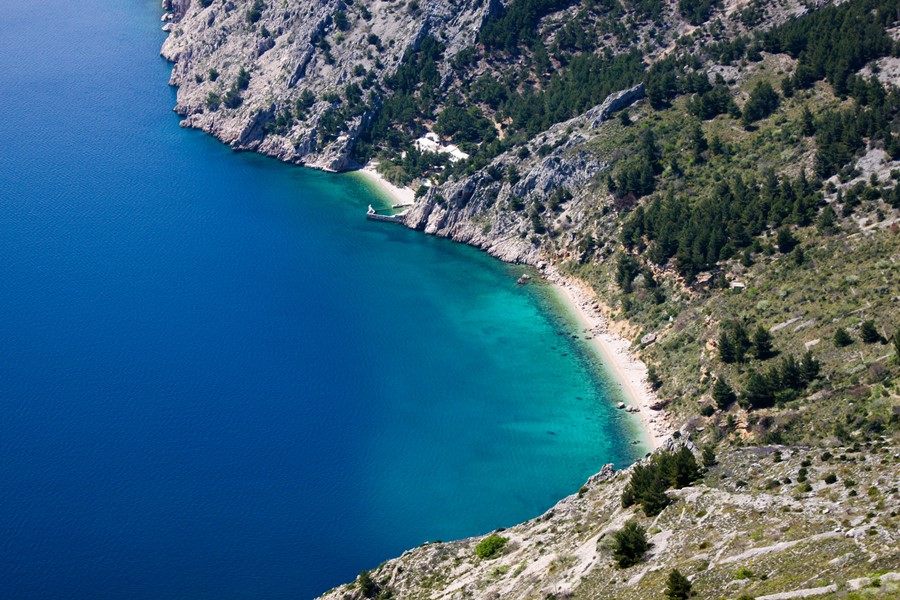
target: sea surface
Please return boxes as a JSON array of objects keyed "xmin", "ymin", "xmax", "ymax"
[{"xmin": 0, "ymin": 1, "xmax": 645, "ymax": 598}]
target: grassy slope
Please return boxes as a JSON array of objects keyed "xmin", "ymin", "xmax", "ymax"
[
  {"xmin": 559, "ymin": 53, "xmax": 900, "ymax": 448},
  {"xmin": 320, "ymin": 443, "xmax": 899, "ymax": 599},
  {"xmin": 574, "ymin": 444, "xmax": 900, "ymax": 599}
]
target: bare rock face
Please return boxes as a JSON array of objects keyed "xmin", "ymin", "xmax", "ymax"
[
  {"xmin": 403, "ymin": 82, "xmax": 642, "ymax": 268},
  {"xmin": 160, "ymin": 0, "xmax": 493, "ymax": 171}
]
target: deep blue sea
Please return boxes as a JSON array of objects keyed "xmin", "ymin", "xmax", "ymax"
[{"xmin": 0, "ymin": 1, "xmax": 645, "ymax": 598}]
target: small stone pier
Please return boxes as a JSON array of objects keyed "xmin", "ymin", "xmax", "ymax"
[{"xmin": 366, "ymin": 204, "xmax": 407, "ymax": 224}]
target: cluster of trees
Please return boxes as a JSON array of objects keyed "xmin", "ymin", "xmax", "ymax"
[
  {"xmin": 621, "ymin": 447, "xmax": 703, "ymax": 516},
  {"xmin": 760, "ymin": 0, "xmax": 895, "ymax": 96},
  {"xmin": 814, "ymin": 76, "xmax": 899, "ymax": 178},
  {"xmin": 687, "ymin": 83, "xmax": 738, "ymax": 121},
  {"xmin": 714, "ymin": 350, "xmax": 820, "ymax": 411},
  {"xmin": 653, "ymin": 62, "xmax": 782, "ymax": 127},
  {"xmin": 609, "ymin": 128, "xmax": 661, "ymax": 201},
  {"xmin": 316, "ymin": 81, "xmax": 372, "ymax": 145},
  {"xmin": 678, "ymin": 0, "xmax": 720, "ymax": 26},
  {"xmin": 478, "ymin": 0, "xmax": 575, "ymax": 52},
  {"xmin": 620, "ymin": 172, "xmax": 820, "ymax": 280},
  {"xmin": 504, "ymin": 50, "xmax": 644, "ymax": 136},
  {"xmin": 354, "ymin": 36, "xmax": 446, "ymax": 164},
  {"xmin": 711, "ymin": 318, "xmax": 821, "ymax": 410},
  {"xmin": 718, "ymin": 322, "xmax": 775, "ymax": 363},
  {"xmin": 742, "ymin": 81, "xmax": 779, "ymax": 126},
  {"xmin": 629, "ymin": 0, "xmax": 665, "ymax": 22},
  {"xmin": 555, "ymin": 10, "xmax": 599, "ymax": 53},
  {"xmin": 207, "ymin": 67, "xmax": 251, "ymax": 111},
  {"xmin": 740, "ymin": 351, "xmax": 820, "ymax": 409},
  {"xmin": 644, "ymin": 56, "xmax": 704, "ymax": 110},
  {"xmin": 378, "ymin": 147, "xmax": 451, "ymax": 186},
  {"xmin": 837, "ymin": 321, "xmax": 893, "ymax": 346},
  {"xmin": 434, "ymin": 102, "xmax": 497, "ymax": 145}
]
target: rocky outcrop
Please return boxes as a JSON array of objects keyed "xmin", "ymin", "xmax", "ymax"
[
  {"xmin": 403, "ymin": 83, "xmax": 643, "ymax": 267},
  {"xmin": 160, "ymin": 0, "xmax": 495, "ymax": 170},
  {"xmin": 317, "ymin": 444, "xmax": 900, "ymax": 599},
  {"xmin": 586, "ymin": 82, "xmax": 646, "ymax": 127}
]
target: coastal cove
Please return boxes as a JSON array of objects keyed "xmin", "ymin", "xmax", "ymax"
[
  {"xmin": 0, "ymin": 2, "xmax": 649, "ymax": 599},
  {"xmin": 353, "ymin": 169, "xmax": 671, "ymax": 450}
]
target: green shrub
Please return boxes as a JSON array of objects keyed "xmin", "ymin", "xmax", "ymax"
[
  {"xmin": 333, "ymin": 9, "xmax": 350, "ymax": 31},
  {"xmin": 861, "ymin": 320, "xmax": 883, "ymax": 344},
  {"xmin": 236, "ymin": 67, "xmax": 251, "ymax": 90},
  {"xmin": 246, "ymin": 0, "xmax": 264, "ymax": 23},
  {"xmin": 665, "ymin": 568, "xmax": 693, "ymax": 599},
  {"xmin": 713, "ymin": 377, "xmax": 736, "ymax": 409},
  {"xmin": 357, "ymin": 570, "xmax": 377, "ymax": 598},
  {"xmin": 743, "ymin": 80, "xmax": 780, "ymax": 125},
  {"xmin": 612, "ymin": 520, "xmax": 649, "ymax": 568},
  {"xmin": 834, "ymin": 327, "xmax": 853, "ymax": 347},
  {"xmin": 205, "ymin": 91, "xmax": 221, "ymax": 110},
  {"xmin": 735, "ymin": 566, "xmax": 754, "ymax": 579},
  {"xmin": 475, "ymin": 534, "xmax": 508, "ymax": 559}
]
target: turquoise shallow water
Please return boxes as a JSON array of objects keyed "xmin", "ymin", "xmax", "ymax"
[{"xmin": 0, "ymin": 1, "xmax": 645, "ymax": 598}]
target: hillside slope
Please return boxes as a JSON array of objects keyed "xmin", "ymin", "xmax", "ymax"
[{"xmin": 319, "ymin": 442, "xmax": 899, "ymax": 599}]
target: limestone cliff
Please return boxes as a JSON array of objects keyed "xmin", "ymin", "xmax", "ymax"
[{"xmin": 161, "ymin": 0, "xmax": 496, "ymax": 171}]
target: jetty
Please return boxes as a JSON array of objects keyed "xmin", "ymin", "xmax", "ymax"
[{"xmin": 366, "ymin": 204, "xmax": 407, "ymax": 224}]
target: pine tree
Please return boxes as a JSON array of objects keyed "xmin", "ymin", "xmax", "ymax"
[
  {"xmin": 776, "ymin": 226, "xmax": 798, "ymax": 253},
  {"xmin": 358, "ymin": 570, "xmax": 377, "ymax": 598},
  {"xmin": 817, "ymin": 203, "xmax": 837, "ymax": 233},
  {"xmin": 743, "ymin": 81, "xmax": 780, "ymax": 125},
  {"xmin": 779, "ymin": 354, "xmax": 802, "ymax": 390},
  {"xmin": 713, "ymin": 377, "xmax": 736, "ymax": 409},
  {"xmin": 691, "ymin": 122, "xmax": 707, "ymax": 161},
  {"xmin": 799, "ymin": 351, "xmax": 820, "ymax": 384},
  {"xmin": 671, "ymin": 446, "xmax": 703, "ymax": 488},
  {"xmin": 752, "ymin": 325, "xmax": 775, "ymax": 360},
  {"xmin": 718, "ymin": 330, "xmax": 736, "ymax": 363},
  {"xmin": 641, "ymin": 473, "xmax": 672, "ymax": 516},
  {"xmin": 702, "ymin": 444, "xmax": 717, "ymax": 468},
  {"xmin": 665, "ymin": 569, "xmax": 693, "ymax": 600},
  {"xmin": 801, "ymin": 106, "xmax": 815, "ymax": 136},
  {"xmin": 741, "ymin": 370, "xmax": 775, "ymax": 409},
  {"xmin": 732, "ymin": 322, "xmax": 751, "ymax": 363}
]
